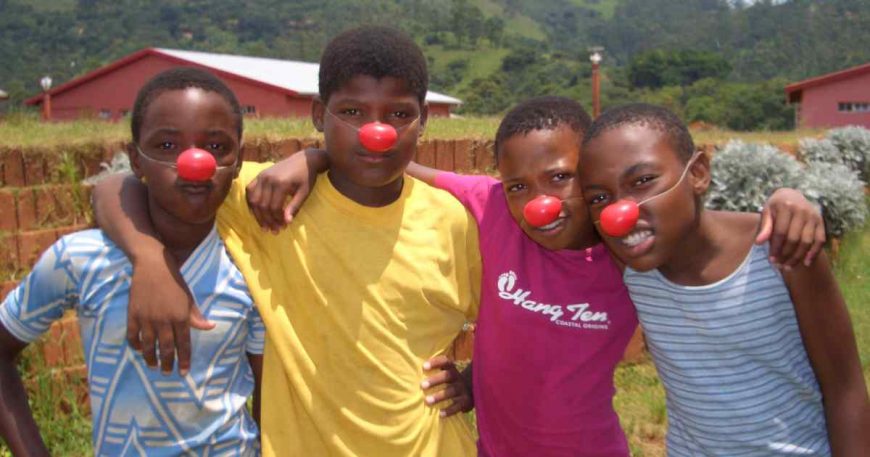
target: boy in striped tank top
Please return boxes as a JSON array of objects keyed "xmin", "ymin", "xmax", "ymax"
[{"xmin": 579, "ymin": 103, "xmax": 869, "ymax": 456}]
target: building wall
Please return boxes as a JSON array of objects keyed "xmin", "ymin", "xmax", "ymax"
[
  {"xmin": 799, "ymin": 71, "xmax": 870, "ymax": 128},
  {"xmin": 46, "ymin": 53, "xmax": 455, "ymax": 121}
]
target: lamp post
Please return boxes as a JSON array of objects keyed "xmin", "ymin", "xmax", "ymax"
[
  {"xmin": 40, "ymin": 75, "xmax": 52, "ymax": 121},
  {"xmin": 589, "ymin": 49, "xmax": 603, "ymax": 118}
]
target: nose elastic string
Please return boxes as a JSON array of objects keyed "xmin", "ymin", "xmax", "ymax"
[
  {"xmin": 324, "ymin": 109, "xmax": 420, "ymax": 134},
  {"xmin": 634, "ymin": 151, "xmax": 701, "ymax": 207},
  {"xmin": 135, "ymin": 145, "xmax": 238, "ymax": 182},
  {"xmin": 595, "ymin": 151, "xmax": 701, "ymax": 238}
]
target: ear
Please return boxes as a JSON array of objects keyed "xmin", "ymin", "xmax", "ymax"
[
  {"xmin": 417, "ymin": 102, "xmax": 430, "ymax": 137},
  {"xmin": 127, "ymin": 142, "xmax": 145, "ymax": 180},
  {"xmin": 311, "ymin": 96, "xmax": 325, "ymax": 132},
  {"xmin": 689, "ymin": 151, "xmax": 712, "ymax": 195},
  {"xmin": 233, "ymin": 141, "xmax": 244, "ymax": 180}
]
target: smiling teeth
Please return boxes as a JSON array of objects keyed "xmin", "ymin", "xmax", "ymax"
[
  {"xmin": 537, "ymin": 218, "xmax": 563, "ymax": 231},
  {"xmin": 622, "ymin": 230, "xmax": 652, "ymax": 247}
]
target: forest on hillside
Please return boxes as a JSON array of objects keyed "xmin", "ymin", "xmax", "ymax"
[{"xmin": 1, "ymin": 0, "xmax": 868, "ymax": 130}]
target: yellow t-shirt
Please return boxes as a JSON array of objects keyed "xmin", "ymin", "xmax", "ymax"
[{"xmin": 216, "ymin": 162, "xmax": 481, "ymax": 457}]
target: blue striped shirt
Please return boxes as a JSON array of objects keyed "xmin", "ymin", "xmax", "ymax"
[
  {"xmin": 624, "ymin": 243, "xmax": 830, "ymax": 456},
  {"xmin": 0, "ymin": 228, "xmax": 264, "ymax": 456}
]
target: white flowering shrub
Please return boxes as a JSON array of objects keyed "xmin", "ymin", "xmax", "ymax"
[
  {"xmin": 707, "ymin": 141, "xmax": 805, "ymax": 212},
  {"xmin": 800, "ymin": 126, "xmax": 870, "ymax": 182},
  {"xmin": 82, "ymin": 151, "xmax": 131, "ymax": 185},
  {"xmin": 801, "ymin": 162, "xmax": 867, "ymax": 237}
]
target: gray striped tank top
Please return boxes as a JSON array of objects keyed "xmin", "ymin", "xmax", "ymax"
[{"xmin": 624, "ymin": 243, "xmax": 831, "ymax": 456}]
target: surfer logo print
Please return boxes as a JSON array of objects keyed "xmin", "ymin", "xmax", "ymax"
[{"xmin": 497, "ymin": 271, "xmax": 610, "ymax": 330}]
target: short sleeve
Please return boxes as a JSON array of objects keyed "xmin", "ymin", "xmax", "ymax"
[
  {"xmin": 217, "ymin": 160, "xmax": 274, "ymax": 242},
  {"xmin": 245, "ymin": 306, "xmax": 266, "ymax": 355},
  {"xmin": 0, "ymin": 240, "xmax": 77, "ymax": 343},
  {"xmin": 433, "ymin": 172, "xmax": 499, "ymax": 223}
]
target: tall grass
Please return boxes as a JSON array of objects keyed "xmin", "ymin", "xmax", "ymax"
[{"xmin": 0, "ymin": 113, "xmax": 824, "ymax": 148}]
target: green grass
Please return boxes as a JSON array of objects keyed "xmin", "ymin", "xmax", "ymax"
[
  {"xmin": 3, "ymin": 223, "xmax": 867, "ymax": 455},
  {"xmin": 426, "ymin": 45, "xmax": 511, "ymax": 93},
  {"xmin": 0, "ymin": 113, "xmax": 828, "ymax": 149},
  {"xmin": 471, "ymin": 0, "xmax": 547, "ymax": 41}
]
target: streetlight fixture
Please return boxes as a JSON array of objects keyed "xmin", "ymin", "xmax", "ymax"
[
  {"xmin": 40, "ymin": 75, "xmax": 53, "ymax": 121},
  {"xmin": 0, "ymin": 89, "xmax": 8, "ymax": 101},
  {"xmin": 588, "ymin": 47, "xmax": 603, "ymax": 118}
]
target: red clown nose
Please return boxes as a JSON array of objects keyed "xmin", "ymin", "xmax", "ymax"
[
  {"xmin": 599, "ymin": 200, "xmax": 640, "ymax": 238},
  {"xmin": 176, "ymin": 148, "xmax": 217, "ymax": 182},
  {"xmin": 358, "ymin": 122, "xmax": 398, "ymax": 153},
  {"xmin": 523, "ymin": 195, "xmax": 562, "ymax": 228}
]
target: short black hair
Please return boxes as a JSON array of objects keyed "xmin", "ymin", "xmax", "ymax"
[
  {"xmin": 131, "ymin": 67, "xmax": 242, "ymax": 143},
  {"xmin": 318, "ymin": 26, "xmax": 428, "ymax": 104},
  {"xmin": 494, "ymin": 96, "xmax": 592, "ymax": 165},
  {"xmin": 582, "ymin": 103, "xmax": 694, "ymax": 161}
]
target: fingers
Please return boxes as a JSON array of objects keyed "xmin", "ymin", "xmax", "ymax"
[
  {"xmin": 420, "ymin": 369, "xmax": 454, "ymax": 390},
  {"xmin": 158, "ymin": 324, "xmax": 176, "ymax": 375},
  {"xmin": 422, "ymin": 355, "xmax": 452, "ymax": 371},
  {"xmin": 777, "ymin": 211, "xmax": 805, "ymax": 269},
  {"xmin": 755, "ymin": 205, "xmax": 773, "ymax": 245},
  {"xmin": 174, "ymin": 322, "xmax": 191, "ymax": 376},
  {"xmin": 782, "ymin": 221, "xmax": 815, "ymax": 270},
  {"xmin": 190, "ymin": 306, "xmax": 217, "ymax": 331},
  {"xmin": 440, "ymin": 398, "xmax": 472, "ymax": 417},
  {"xmin": 284, "ymin": 188, "xmax": 308, "ymax": 224},
  {"xmin": 127, "ymin": 308, "xmax": 142, "ymax": 353},
  {"xmin": 140, "ymin": 325, "xmax": 158, "ymax": 369},
  {"xmin": 804, "ymin": 222, "xmax": 826, "ymax": 267},
  {"xmin": 767, "ymin": 208, "xmax": 792, "ymax": 266}
]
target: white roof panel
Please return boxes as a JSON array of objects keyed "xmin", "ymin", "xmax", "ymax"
[{"xmin": 157, "ymin": 48, "xmax": 461, "ymax": 105}]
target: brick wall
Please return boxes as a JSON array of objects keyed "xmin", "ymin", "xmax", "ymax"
[{"xmin": 0, "ymin": 137, "xmax": 644, "ymax": 389}]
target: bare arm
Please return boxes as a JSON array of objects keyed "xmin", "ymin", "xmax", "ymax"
[
  {"xmin": 247, "ymin": 353, "xmax": 263, "ymax": 426},
  {"xmin": 783, "ymin": 252, "xmax": 870, "ymax": 456},
  {"xmin": 405, "ymin": 161, "xmax": 442, "ymax": 186},
  {"xmin": 245, "ymin": 149, "xmax": 330, "ymax": 232},
  {"xmin": 92, "ymin": 174, "xmax": 213, "ymax": 375},
  {"xmin": 0, "ymin": 326, "xmax": 49, "ymax": 456},
  {"xmin": 757, "ymin": 188, "xmax": 826, "ymax": 269}
]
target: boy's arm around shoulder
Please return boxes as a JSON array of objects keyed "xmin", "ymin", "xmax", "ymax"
[
  {"xmin": 92, "ymin": 173, "xmax": 214, "ymax": 376},
  {"xmin": 782, "ymin": 252, "xmax": 870, "ymax": 455},
  {"xmin": 244, "ymin": 149, "xmax": 328, "ymax": 232}
]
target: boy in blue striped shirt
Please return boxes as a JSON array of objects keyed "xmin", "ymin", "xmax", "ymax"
[
  {"xmin": 579, "ymin": 103, "xmax": 868, "ymax": 456},
  {"xmin": 0, "ymin": 68, "xmax": 264, "ymax": 456}
]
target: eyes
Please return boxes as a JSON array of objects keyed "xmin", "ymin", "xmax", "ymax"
[
  {"xmin": 158, "ymin": 141, "xmax": 228, "ymax": 153},
  {"xmin": 585, "ymin": 175, "xmax": 658, "ymax": 206},
  {"xmin": 336, "ymin": 106, "xmax": 415, "ymax": 124},
  {"xmin": 506, "ymin": 172, "xmax": 573, "ymax": 193}
]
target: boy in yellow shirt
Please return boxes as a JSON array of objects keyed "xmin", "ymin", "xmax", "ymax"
[{"xmin": 93, "ymin": 27, "xmax": 479, "ymax": 456}]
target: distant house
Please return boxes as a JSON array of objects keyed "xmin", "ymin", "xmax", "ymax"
[
  {"xmin": 24, "ymin": 48, "xmax": 462, "ymax": 121},
  {"xmin": 785, "ymin": 63, "xmax": 870, "ymax": 129}
]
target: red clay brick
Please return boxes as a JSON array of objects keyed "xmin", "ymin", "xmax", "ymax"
[
  {"xmin": 60, "ymin": 316, "xmax": 84, "ymax": 365},
  {"xmin": 474, "ymin": 141, "xmax": 496, "ymax": 175},
  {"xmin": 79, "ymin": 151, "xmax": 104, "ymax": 179},
  {"xmin": 0, "ymin": 189, "xmax": 17, "ymax": 232},
  {"xmin": 22, "ymin": 152, "xmax": 46, "ymax": 186},
  {"xmin": 0, "ymin": 234, "xmax": 19, "ymax": 275},
  {"xmin": 2, "ymin": 149, "xmax": 25, "ymax": 187},
  {"xmin": 55, "ymin": 223, "xmax": 92, "ymax": 239},
  {"xmin": 16, "ymin": 189, "xmax": 38, "ymax": 231},
  {"xmin": 42, "ymin": 152, "xmax": 66, "ymax": 184},
  {"xmin": 17, "ymin": 228, "xmax": 58, "ymax": 270},
  {"xmin": 416, "ymin": 140, "xmax": 436, "ymax": 167},
  {"xmin": 453, "ymin": 140, "xmax": 474, "ymax": 173},
  {"xmin": 43, "ymin": 322, "xmax": 66, "ymax": 367},
  {"xmin": 241, "ymin": 143, "xmax": 259, "ymax": 161},
  {"xmin": 0, "ymin": 281, "xmax": 18, "ymax": 302},
  {"xmin": 435, "ymin": 140, "xmax": 455, "ymax": 172},
  {"xmin": 300, "ymin": 137, "xmax": 321, "ymax": 152},
  {"xmin": 277, "ymin": 139, "xmax": 302, "ymax": 159}
]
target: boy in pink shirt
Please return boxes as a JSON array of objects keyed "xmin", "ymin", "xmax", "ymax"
[{"xmin": 247, "ymin": 96, "xmax": 824, "ymax": 456}]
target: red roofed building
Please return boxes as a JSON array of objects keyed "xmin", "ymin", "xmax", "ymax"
[
  {"xmin": 785, "ymin": 63, "xmax": 870, "ymax": 129},
  {"xmin": 24, "ymin": 48, "xmax": 462, "ymax": 121}
]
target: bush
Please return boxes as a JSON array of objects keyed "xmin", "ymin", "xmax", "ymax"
[
  {"xmin": 801, "ymin": 162, "xmax": 867, "ymax": 237},
  {"xmin": 825, "ymin": 126, "xmax": 870, "ymax": 183},
  {"xmin": 707, "ymin": 141, "xmax": 805, "ymax": 212}
]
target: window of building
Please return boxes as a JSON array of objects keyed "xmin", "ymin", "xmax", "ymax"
[
  {"xmin": 838, "ymin": 102, "xmax": 870, "ymax": 113},
  {"xmin": 242, "ymin": 105, "xmax": 257, "ymax": 115},
  {"xmin": 99, "ymin": 108, "xmax": 112, "ymax": 119}
]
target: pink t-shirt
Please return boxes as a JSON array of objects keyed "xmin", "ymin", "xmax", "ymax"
[{"xmin": 435, "ymin": 172, "xmax": 638, "ymax": 457}]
